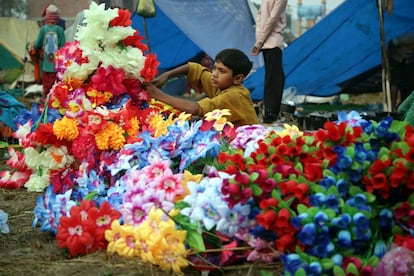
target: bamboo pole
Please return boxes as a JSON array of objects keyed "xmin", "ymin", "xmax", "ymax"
[{"xmin": 377, "ymin": 0, "xmax": 393, "ymax": 112}]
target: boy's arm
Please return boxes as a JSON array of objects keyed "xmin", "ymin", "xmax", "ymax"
[
  {"xmin": 152, "ymin": 63, "xmax": 190, "ymax": 88},
  {"xmin": 144, "ymin": 82, "xmax": 200, "ymax": 115}
]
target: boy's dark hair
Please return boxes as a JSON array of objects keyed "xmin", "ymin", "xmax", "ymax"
[{"xmin": 215, "ymin": 48, "xmax": 253, "ymax": 77}]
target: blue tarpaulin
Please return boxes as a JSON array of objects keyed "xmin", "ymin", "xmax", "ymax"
[
  {"xmin": 131, "ymin": 0, "xmax": 261, "ymax": 71},
  {"xmin": 132, "ymin": 0, "xmax": 414, "ymax": 99},
  {"xmin": 245, "ymin": 0, "xmax": 414, "ymax": 99}
]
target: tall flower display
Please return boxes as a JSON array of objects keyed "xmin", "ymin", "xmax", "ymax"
[{"xmin": 2, "ymin": 3, "xmax": 414, "ymax": 276}]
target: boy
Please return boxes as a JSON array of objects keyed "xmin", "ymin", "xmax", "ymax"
[
  {"xmin": 144, "ymin": 48, "xmax": 259, "ymax": 126},
  {"xmin": 33, "ymin": 4, "xmax": 66, "ymax": 96}
]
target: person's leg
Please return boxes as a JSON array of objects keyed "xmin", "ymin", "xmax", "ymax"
[
  {"xmin": 262, "ymin": 47, "xmax": 285, "ymax": 123},
  {"xmin": 389, "ymin": 59, "xmax": 402, "ymax": 111},
  {"xmin": 42, "ymin": 72, "xmax": 56, "ymax": 96}
]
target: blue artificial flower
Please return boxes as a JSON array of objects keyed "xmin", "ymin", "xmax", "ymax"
[
  {"xmin": 337, "ymin": 110, "xmax": 367, "ymax": 127},
  {"xmin": 291, "ymin": 213, "xmax": 309, "ymax": 229},
  {"xmin": 319, "ymin": 176, "xmax": 336, "ymax": 190},
  {"xmin": 336, "ymin": 179, "xmax": 350, "ymax": 197},
  {"xmin": 374, "ymin": 240, "xmax": 387, "ymax": 258},
  {"xmin": 325, "ymin": 194, "xmax": 340, "ymax": 211},
  {"xmin": 314, "ymin": 211, "xmax": 329, "ymax": 227},
  {"xmin": 306, "ymin": 261, "xmax": 323, "ymax": 276},
  {"xmin": 298, "ymin": 223, "xmax": 316, "ymax": 246},
  {"xmin": 314, "ymin": 226, "xmax": 331, "ymax": 246},
  {"xmin": 354, "ymin": 142, "xmax": 368, "ymax": 162},
  {"xmin": 281, "ymin": 254, "xmax": 306, "ymax": 275},
  {"xmin": 331, "ymin": 253, "xmax": 343, "ymax": 266},
  {"xmin": 309, "ymin": 192, "xmax": 326, "ymax": 207},
  {"xmin": 353, "ymin": 212, "xmax": 370, "ymax": 230},
  {"xmin": 32, "ymin": 186, "xmax": 66, "ymax": 234},
  {"xmin": 360, "ymin": 120, "xmax": 374, "ymax": 134},
  {"xmin": 331, "ymin": 213, "xmax": 352, "ymax": 229},
  {"xmin": 348, "ymin": 168, "xmax": 362, "ymax": 183},
  {"xmin": 335, "ymin": 153, "xmax": 353, "ymax": 170},
  {"xmin": 0, "ymin": 209, "xmax": 10, "ymax": 234},
  {"xmin": 346, "ymin": 194, "xmax": 371, "ymax": 212},
  {"xmin": 352, "ymin": 226, "xmax": 372, "ymax": 241},
  {"xmin": 378, "ymin": 208, "xmax": 394, "ymax": 230},
  {"xmin": 337, "ymin": 230, "xmax": 352, "ymax": 249}
]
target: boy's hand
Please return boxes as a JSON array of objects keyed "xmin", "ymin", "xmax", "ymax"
[
  {"xmin": 151, "ymin": 73, "xmax": 169, "ymax": 88},
  {"xmin": 251, "ymin": 46, "xmax": 260, "ymax": 56}
]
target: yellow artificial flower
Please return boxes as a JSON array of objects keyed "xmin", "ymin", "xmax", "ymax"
[
  {"xmin": 276, "ymin": 124, "xmax": 304, "ymax": 137},
  {"xmin": 134, "ymin": 221, "xmax": 157, "ymax": 264},
  {"xmin": 175, "ymin": 170, "xmax": 203, "ymax": 201},
  {"xmin": 148, "ymin": 113, "xmax": 169, "ymax": 137},
  {"xmin": 53, "ymin": 117, "xmax": 79, "ymax": 141},
  {"xmin": 125, "ymin": 116, "xmax": 140, "ymax": 138},
  {"xmin": 153, "ymin": 246, "xmax": 189, "ymax": 275},
  {"xmin": 203, "ymin": 109, "xmax": 233, "ymax": 131},
  {"xmin": 112, "ymin": 223, "xmax": 140, "ymax": 257},
  {"xmin": 105, "ymin": 220, "xmax": 123, "ymax": 253},
  {"xmin": 95, "ymin": 121, "xmax": 126, "ymax": 150}
]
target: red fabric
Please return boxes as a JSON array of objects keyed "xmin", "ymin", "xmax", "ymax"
[{"xmin": 42, "ymin": 72, "xmax": 57, "ymax": 96}]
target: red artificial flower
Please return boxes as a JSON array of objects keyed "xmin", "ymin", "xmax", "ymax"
[
  {"xmin": 324, "ymin": 121, "xmax": 346, "ymax": 142},
  {"xmin": 57, "ymin": 207, "xmax": 95, "ymax": 257},
  {"xmin": 269, "ymin": 153, "xmax": 286, "ymax": 165},
  {"xmin": 275, "ymin": 233, "xmax": 296, "ymax": 252},
  {"xmin": 405, "ymin": 148, "xmax": 414, "ymax": 163},
  {"xmin": 259, "ymin": 198, "xmax": 279, "ymax": 209},
  {"xmin": 109, "ymin": 8, "xmax": 132, "ymax": 27},
  {"xmin": 33, "ymin": 123, "xmax": 61, "ymax": 147},
  {"xmin": 90, "ymin": 65, "xmax": 126, "ymax": 97},
  {"xmin": 256, "ymin": 209, "xmax": 277, "ymax": 230},
  {"xmin": 406, "ymin": 173, "xmax": 414, "ymax": 190},
  {"xmin": 123, "ymin": 78, "xmax": 149, "ymax": 103},
  {"xmin": 86, "ymin": 201, "xmax": 121, "ymax": 249},
  {"xmin": 369, "ymin": 159, "xmax": 391, "ymax": 175},
  {"xmin": 394, "ymin": 234, "xmax": 414, "ymax": 250},
  {"xmin": 302, "ymin": 158, "xmax": 323, "ymax": 181},
  {"xmin": 407, "ymin": 210, "xmax": 414, "ymax": 229},
  {"xmin": 275, "ymin": 143, "xmax": 289, "ymax": 155},
  {"xmin": 371, "ymin": 172, "xmax": 388, "ymax": 190},
  {"xmin": 394, "ymin": 202, "xmax": 411, "ymax": 220},
  {"xmin": 122, "ymin": 30, "xmax": 148, "ymax": 53},
  {"xmin": 140, "ymin": 53, "xmax": 159, "ymax": 82},
  {"xmin": 50, "ymin": 168, "xmax": 74, "ymax": 194},
  {"xmin": 80, "ymin": 111, "xmax": 107, "ymax": 133},
  {"xmin": 389, "ymin": 162, "xmax": 408, "ymax": 188},
  {"xmin": 71, "ymin": 133, "xmax": 97, "ymax": 161},
  {"xmin": 293, "ymin": 183, "xmax": 310, "ymax": 202},
  {"xmin": 404, "ymin": 125, "xmax": 414, "ymax": 146},
  {"xmin": 274, "ymin": 208, "xmax": 291, "ymax": 232}
]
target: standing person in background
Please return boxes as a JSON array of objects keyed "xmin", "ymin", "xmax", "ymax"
[
  {"xmin": 33, "ymin": 4, "xmax": 66, "ymax": 96},
  {"xmin": 251, "ymin": 0, "xmax": 288, "ymax": 124},
  {"xmin": 388, "ymin": 32, "xmax": 414, "ymax": 112}
]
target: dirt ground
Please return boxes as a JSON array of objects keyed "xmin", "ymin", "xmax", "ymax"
[{"xmin": 0, "ymin": 161, "xmax": 283, "ymax": 276}]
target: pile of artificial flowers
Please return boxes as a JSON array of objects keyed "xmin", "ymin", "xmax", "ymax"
[{"xmin": 1, "ymin": 2, "xmax": 414, "ymax": 275}]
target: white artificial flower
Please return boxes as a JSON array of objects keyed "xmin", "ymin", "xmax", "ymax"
[{"xmin": 25, "ymin": 173, "xmax": 50, "ymax": 192}]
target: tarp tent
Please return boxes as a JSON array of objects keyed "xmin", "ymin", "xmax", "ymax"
[
  {"xmin": 0, "ymin": 17, "xmax": 39, "ymax": 70},
  {"xmin": 245, "ymin": 0, "xmax": 414, "ymax": 99},
  {"xmin": 131, "ymin": 0, "xmax": 261, "ymax": 71}
]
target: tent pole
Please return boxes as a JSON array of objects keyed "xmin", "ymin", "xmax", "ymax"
[
  {"xmin": 377, "ymin": 0, "xmax": 392, "ymax": 112},
  {"xmin": 143, "ymin": 17, "xmax": 151, "ymax": 53}
]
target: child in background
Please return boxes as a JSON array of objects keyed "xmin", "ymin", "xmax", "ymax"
[{"xmin": 33, "ymin": 4, "xmax": 66, "ymax": 96}]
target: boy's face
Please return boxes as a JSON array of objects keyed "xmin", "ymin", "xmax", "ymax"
[{"xmin": 211, "ymin": 61, "xmax": 238, "ymax": 90}]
